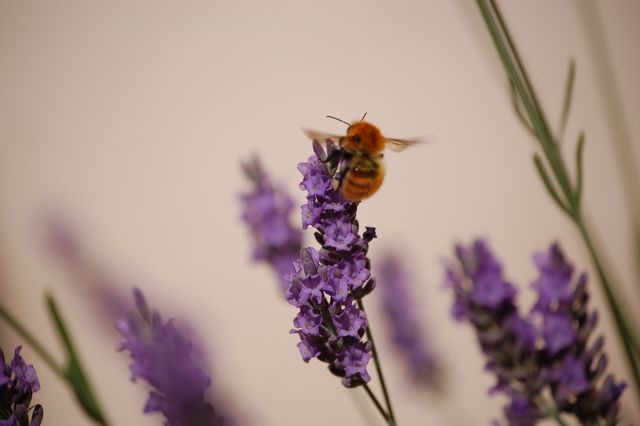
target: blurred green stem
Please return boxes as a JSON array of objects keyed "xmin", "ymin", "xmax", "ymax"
[
  {"xmin": 0, "ymin": 302, "xmax": 65, "ymax": 379},
  {"xmin": 0, "ymin": 296, "xmax": 110, "ymax": 425},
  {"xmin": 576, "ymin": 0, "xmax": 640, "ymax": 290},
  {"xmin": 46, "ymin": 294, "xmax": 110, "ymax": 426},
  {"xmin": 476, "ymin": 0, "xmax": 640, "ymax": 397}
]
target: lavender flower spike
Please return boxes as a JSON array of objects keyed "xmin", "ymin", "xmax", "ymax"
[
  {"xmin": 240, "ymin": 156, "xmax": 303, "ymax": 291},
  {"xmin": 531, "ymin": 243, "xmax": 626, "ymax": 425},
  {"xmin": 286, "ymin": 141, "xmax": 376, "ymax": 388},
  {"xmin": 0, "ymin": 346, "xmax": 44, "ymax": 426},
  {"xmin": 116, "ymin": 288, "xmax": 232, "ymax": 426},
  {"xmin": 444, "ymin": 239, "xmax": 626, "ymax": 426},
  {"xmin": 376, "ymin": 253, "xmax": 440, "ymax": 388}
]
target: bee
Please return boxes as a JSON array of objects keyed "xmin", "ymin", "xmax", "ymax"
[{"xmin": 303, "ymin": 114, "xmax": 422, "ymax": 202}]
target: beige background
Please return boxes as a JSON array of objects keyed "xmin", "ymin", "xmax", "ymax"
[{"xmin": 1, "ymin": 1, "xmax": 639, "ymax": 425}]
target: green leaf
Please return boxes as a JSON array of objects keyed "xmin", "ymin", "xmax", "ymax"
[
  {"xmin": 574, "ymin": 131, "xmax": 585, "ymax": 209},
  {"xmin": 532, "ymin": 154, "xmax": 571, "ymax": 217},
  {"xmin": 558, "ymin": 58, "xmax": 576, "ymax": 143},
  {"xmin": 46, "ymin": 294, "xmax": 109, "ymax": 425},
  {"xmin": 509, "ymin": 80, "xmax": 536, "ymax": 137}
]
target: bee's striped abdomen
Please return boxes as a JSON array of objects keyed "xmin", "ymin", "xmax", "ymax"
[{"xmin": 341, "ymin": 156, "xmax": 385, "ymax": 202}]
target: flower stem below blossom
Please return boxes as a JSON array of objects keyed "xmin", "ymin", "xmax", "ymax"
[
  {"xmin": 358, "ymin": 298, "xmax": 397, "ymax": 426},
  {"xmin": 362, "ymin": 383, "xmax": 391, "ymax": 424},
  {"xmin": 0, "ymin": 301, "xmax": 65, "ymax": 379},
  {"xmin": 553, "ymin": 414, "xmax": 568, "ymax": 426},
  {"xmin": 576, "ymin": 219, "xmax": 640, "ymax": 391},
  {"xmin": 46, "ymin": 294, "xmax": 110, "ymax": 426},
  {"xmin": 0, "ymin": 297, "xmax": 110, "ymax": 425},
  {"xmin": 536, "ymin": 396, "xmax": 568, "ymax": 426}
]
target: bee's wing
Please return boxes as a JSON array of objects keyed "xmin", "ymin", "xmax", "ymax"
[
  {"xmin": 302, "ymin": 128, "xmax": 343, "ymax": 145},
  {"xmin": 384, "ymin": 137, "xmax": 424, "ymax": 152}
]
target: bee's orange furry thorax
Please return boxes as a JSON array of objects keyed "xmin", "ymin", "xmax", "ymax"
[{"xmin": 343, "ymin": 121, "xmax": 386, "ymax": 155}]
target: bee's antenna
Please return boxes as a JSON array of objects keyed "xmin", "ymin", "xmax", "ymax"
[
  {"xmin": 361, "ymin": 112, "xmax": 367, "ymax": 121},
  {"xmin": 326, "ymin": 115, "xmax": 351, "ymax": 127}
]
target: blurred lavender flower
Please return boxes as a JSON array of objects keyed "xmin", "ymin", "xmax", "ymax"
[
  {"xmin": 41, "ymin": 212, "xmax": 129, "ymax": 323},
  {"xmin": 0, "ymin": 346, "xmax": 44, "ymax": 426},
  {"xmin": 375, "ymin": 253, "xmax": 440, "ymax": 388},
  {"xmin": 117, "ymin": 288, "xmax": 232, "ymax": 426},
  {"xmin": 285, "ymin": 141, "xmax": 376, "ymax": 388},
  {"xmin": 444, "ymin": 240, "xmax": 626, "ymax": 426},
  {"xmin": 531, "ymin": 244, "xmax": 626, "ymax": 425},
  {"xmin": 240, "ymin": 156, "xmax": 303, "ymax": 291}
]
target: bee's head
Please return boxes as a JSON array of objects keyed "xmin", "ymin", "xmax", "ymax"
[{"xmin": 344, "ymin": 121, "xmax": 383, "ymax": 155}]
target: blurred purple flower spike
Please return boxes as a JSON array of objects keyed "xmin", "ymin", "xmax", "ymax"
[
  {"xmin": 41, "ymin": 212, "xmax": 130, "ymax": 323},
  {"xmin": 117, "ymin": 288, "xmax": 234, "ymax": 426},
  {"xmin": 240, "ymin": 156, "xmax": 303, "ymax": 291},
  {"xmin": 376, "ymin": 253, "xmax": 440, "ymax": 389}
]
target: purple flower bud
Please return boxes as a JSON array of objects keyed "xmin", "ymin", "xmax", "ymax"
[
  {"xmin": 0, "ymin": 346, "xmax": 43, "ymax": 426},
  {"xmin": 323, "ymin": 220, "xmax": 359, "ymax": 251},
  {"xmin": 542, "ymin": 313, "xmax": 576, "ymax": 356},
  {"xmin": 552, "ymin": 355, "xmax": 590, "ymax": 402},
  {"xmin": 332, "ymin": 303, "xmax": 367, "ymax": 339},
  {"xmin": 293, "ymin": 305, "xmax": 323, "ymax": 335},
  {"xmin": 504, "ymin": 396, "xmax": 540, "ymax": 426},
  {"xmin": 336, "ymin": 343, "xmax": 373, "ymax": 387},
  {"xmin": 531, "ymin": 243, "xmax": 574, "ymax": 313}
]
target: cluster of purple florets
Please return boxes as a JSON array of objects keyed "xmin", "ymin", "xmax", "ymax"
[
  {"xmin": 445, "ymin": 240, "xmax": 626, "ymax": 426},
  {"xmin": 285, "ymin": 141, "xmax": 376, "ymax": 388},
  {"xmin": 0, "ymin": 346, "xmax": 44, "ymax": 426},
  {"xmin": 376, "ymin": 253, "xmax": 439, "ymax": 388},
  {"xmin": 240, "ymin": 156, "xmax": 303, "ymax": 291},
  {"xmin": 117, "ymin": 289, "xmax": 231, "ymax": 426}
]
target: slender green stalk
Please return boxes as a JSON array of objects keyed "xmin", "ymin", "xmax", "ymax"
[
  {"xmin": 0, "ymin": 302, "xmax": 65, "ymax": 379},
  {"xmin": 358, "ymin": 298, "xmax": 397, "ymax": 426},
  {"xmin": 576, "ymin": 0, "xmax": 640, "ymax": 291},
  {"xmin": 46, "ymin": 294, "xmax": 110, "ymax": 426},
  {"xmin": 553, "ymin": 414, "xmax": 568, "ymax": 426},
  {"xmin": 537, "ymin": 396, "xmax": 568, "ymax": 426},
  {"xmin": 347, "ymin": 386, "xmax": 381, "ymax": 426},
  {"xmin": 576, "ymin": 220, "xmax": 640, "ymax": 365},
  {"xmin": 553, "ymin": 413, "xmax": 567, "ymax": 426},
  {"xmin": 476, "ymin": 0, "xmax": 640, "ymax": 398},
  {"xmin": 362, "ymin": 383, "xmax": 391, "ymax": 424},
  {"xmin": 0, "ymin": 296, "xmax": 110, "ymax": 425},
  {"xmin": 558, "ymin": 59, "xmax": 576, "ymax": 143},
  {"xmin": 489, "ymin": 0, "xmax": 575, "ymax": 204}
]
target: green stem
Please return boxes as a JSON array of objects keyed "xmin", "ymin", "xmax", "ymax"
[
  {"xmin": 576, "ymin": 219, "xmax": 640, "ymax": 385},
  {"xmin": 46, "ymin": 294, "xmax": 110, "ymax": 426},
  {"xmin": 490, "ymin": 0, "xmax": 572, "ymax": 199},
  {"xmin": 0, "ymin": 302, "xmax": 65, "ymax": 379},
  {"xmin": 536, "ymin": 396, "xmax": 568, "ymax": 426},
  {"xmin": 362, "ymin": 383, "xmax": 391, "ymax": 425},
  {"xmin": 553, "ymin": 414, "xmax": 568, "ymax": 426},
  {"xmin": 481, "ymin": 0, "xmax": 575, "ymax": 205},
  {"xmin": 358, "ymin": 299, "xmax": 397, "ymax": 426}
]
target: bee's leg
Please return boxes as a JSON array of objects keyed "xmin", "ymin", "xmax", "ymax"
[
  {"xmin": 331, "ymin": 176, "xmax": 342, "ymax": 191},
  {"xmin": 331, "ymin": 158, "xmax": 350, "ymax": 191},
  {"xmin": 321, "ymin": 147, "xmax": 342, "ymax": 164}
]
